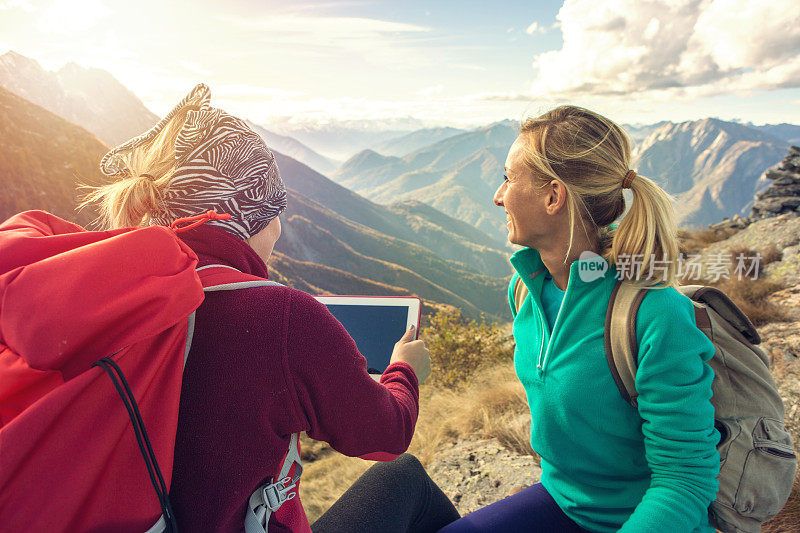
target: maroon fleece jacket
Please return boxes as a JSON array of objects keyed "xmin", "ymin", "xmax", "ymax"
[{"xmin": 169, "ymin": 224, "xmax": 420, "ymax": 532}]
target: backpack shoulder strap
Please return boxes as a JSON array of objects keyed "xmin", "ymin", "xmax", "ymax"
[
  {"xmin": 245, "ymin": 433, "xmax": 303, "ymax": 533},
  {"xmin": 513, "ymin": 275, "xmax": 529, "ymax": 315},
  {"xmin": 605, "ymin": 280, "xmax": 647, "ymax": 407},
  {"xmin": 197, "ymin": 264, "xmax": 283, "ymax": 291}
]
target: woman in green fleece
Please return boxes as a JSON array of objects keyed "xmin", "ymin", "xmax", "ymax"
[{"xmin": 441, "ymin": 106, "xmax": 720, "ymax": 533}]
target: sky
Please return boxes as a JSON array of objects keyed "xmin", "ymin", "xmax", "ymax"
[{"xmin": 1, "ymin": 0, "xmax": 799, "ymax": 130}]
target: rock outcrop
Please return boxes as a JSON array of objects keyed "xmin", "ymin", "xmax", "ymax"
[{"xmin": 751, "ymin": 146, "xmax": 800, "ymax": 220}]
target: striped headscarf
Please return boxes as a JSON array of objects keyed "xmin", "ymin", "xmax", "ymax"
[{"xmin": 100, "ymin": 84, "xmax": 287, "ymax": 240}]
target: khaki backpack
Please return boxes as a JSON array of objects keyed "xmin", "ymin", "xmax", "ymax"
[{"xmin": 513, "ymin": 277, "xmax": 797, "ymax": 533}]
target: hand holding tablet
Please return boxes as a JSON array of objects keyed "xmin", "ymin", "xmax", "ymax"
[
  {"xmin": 390, "ymin": 324, "xmax": 431, "ymax": 384},
  {"xmin": 312, "ymin": 296, "xmax": 428, "ymax": 382}
]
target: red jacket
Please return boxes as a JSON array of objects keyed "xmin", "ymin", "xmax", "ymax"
[
  {"xmin": 0, "ymin": 212, "xmax": 419, "ymax": 533},
  {"xmin": 170, "ymin": 224, "xmax": 420, "ymax": 532},
  {"xmin": 0, "ymin": 211, "xmax": 203, "ymax": 531}
]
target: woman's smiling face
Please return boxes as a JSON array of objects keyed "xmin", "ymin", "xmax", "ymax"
[{"xmin": 494, "ymin": 135, "xmax": 548, "ymax": 248}]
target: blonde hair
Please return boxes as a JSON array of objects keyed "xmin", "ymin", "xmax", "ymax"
[
  {"xmin": 82, "ymin": 106, "xmax": 195, "ymax": 229},
  {"xmin": 519, "ymin": 105, "xmax": 679, "ymax": 287}
]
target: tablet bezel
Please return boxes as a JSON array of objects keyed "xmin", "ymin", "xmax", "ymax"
[{"xmin": 312, "ymin": 295, "xmax": 422, "ymax": 340}]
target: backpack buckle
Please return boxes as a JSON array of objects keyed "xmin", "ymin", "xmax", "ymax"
[{"xmin": 261, "ymin": 476, "xmax": 297, "ymax": 512}]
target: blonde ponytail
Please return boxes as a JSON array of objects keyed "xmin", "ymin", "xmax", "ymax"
[
  {"xmin": 83, "ymin": 106, "xmax": 193, "ymax": 229},
  {"xmin": 611, "ymin": 174, "xmax": 680, "ymax": 287},
  {"xmin": 518, "ymin": 105, "xmax": 680, "ymax": 287},
  {"xmin": 82, "ymin": 174, "xmax": 169, "ymax": 228}
]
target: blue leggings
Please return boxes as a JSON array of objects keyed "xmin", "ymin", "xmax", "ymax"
[{"xmin": 437, "ymin": 483, "xmax": 589, "ymax": 533}]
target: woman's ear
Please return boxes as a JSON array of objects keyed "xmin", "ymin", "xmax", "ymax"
[{"xmin": 544, "ymin": 180, "xmax": 568, "ymax": 215}]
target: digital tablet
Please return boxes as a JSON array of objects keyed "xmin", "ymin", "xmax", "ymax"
[{"xmin": 313, "ymin": 296, "xmax": 421, "ymax": 376}]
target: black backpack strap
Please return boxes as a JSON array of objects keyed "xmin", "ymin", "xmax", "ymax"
[{"xmin": 93, "ymin": 357, "xmax": 179, "ymax": 532}]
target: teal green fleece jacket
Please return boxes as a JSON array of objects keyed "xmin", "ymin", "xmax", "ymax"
[{"xmin": 509, "ymin": 248, "xmax": 720, "ymax": 532}]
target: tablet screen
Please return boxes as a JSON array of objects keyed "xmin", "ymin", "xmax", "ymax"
[{"xmin": 314, "ymin": 296, "xmax": 421, "ymax": 374}]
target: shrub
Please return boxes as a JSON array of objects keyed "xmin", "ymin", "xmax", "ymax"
[
  {"xmin": 678, "ymin": 227, "xmax": 742, "ymax": 256},
  {"xmin": 421, "ymin": 308, "xmax": 514, "ymax": 389},
  {"xmin": 727, "ymin": 244, "xmax": 782, "ymax": 269},
  {"xmin": 761, "ymin": 244, "xmax": 783, "ymax": 265}
]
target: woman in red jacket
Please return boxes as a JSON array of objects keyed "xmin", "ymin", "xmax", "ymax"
[{"xmin": 86, "ymin": 83, "xmax": 459, "ymax": 533}]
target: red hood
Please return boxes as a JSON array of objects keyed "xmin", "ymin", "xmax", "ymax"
[{"xmin": 0, "ymin": 211, "xmax": 204, "ymax": 380}]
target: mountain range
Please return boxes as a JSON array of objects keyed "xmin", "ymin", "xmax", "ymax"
[
  {"xmin": 3, "ymin": 50, "xmax": 798, "ymax": 319},
  {"xmin": 333, "ymin": 121, "xmax": 519, "ymax": 243},
  {"xmin": 0, "ymin": 54, "xmax": 512, "ymax": 320},
  {"xmin": 335, "ymin": 117, "xmax": 793, "ymax": 232},
  {"xmin": 370, "ymin": 127, "xmax": 467, "ymax": 157},
  {"xmin": 631, "ymin": 119, "xmax": 788, "ymax": 226},
  {"xmin": 270, "ymin": 120, "xmax": 420, "ymax": 161},
  {"xmin": 0, "ymin": 51, "xmax": 158, "ymax": 146}
]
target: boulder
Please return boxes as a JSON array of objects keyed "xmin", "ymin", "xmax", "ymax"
[
  {"xmin": 756, "ymin": 183, "xmax": 800, "ymax": 200},
  {"xmin": 751, "ymin": 147, "xmax": 800, "ymax": 220}
]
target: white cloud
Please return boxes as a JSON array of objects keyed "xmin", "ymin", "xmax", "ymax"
[
  {"xmin": 37, "ymin": 0, "xmax": 110, "ymax": 34},
  {"xmin": 229, "ymin": 15, "xmax": 433, "ymax": 69},
  {"xmin": 525, "ymin": 22, "xmax": 546, "ymax": 35},
  {"xmin": 453, "ymin": 64, "xmax": 487, "ymax": 72},
  {"xmin": 417, "ymin": 84, "xmax": 444, "ymax": 97},
  {"xmin": 0, "ymin": 0, "xmax": 35, "ymax": 11},
  {"xmin": 531, "ymin": 0, "xmax": 800, "ymax": 97},
  {"xmin": 213, "ymin": 83, "xmax": 302, "ymax": 100},
  {"xmin": 252, "ymin": 15, "xmax": 429, "ymax": 35},
  {"xmin": 179, "ymin": 61, "xmax": 212, "ymax": 77}
]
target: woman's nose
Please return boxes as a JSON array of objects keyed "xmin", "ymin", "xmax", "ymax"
[{"xmin": 493, "ymin": 183, "xmax": 505, "ymax": 207}]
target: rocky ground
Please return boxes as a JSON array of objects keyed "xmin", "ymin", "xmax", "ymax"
[
  {"xmin": 427, "ymin": 438, "xmax": 541, "ymax": 515},
  {"xmin": 704, "ymin": 213, "xmax": 800, "ymax": 285},
  {"xmin": 426, "ymin": 216, "xmax": 800, "ymax": 520},
  {"xmin": 761, "ymin": 315, "xmax": 800, "ymax": 457}
]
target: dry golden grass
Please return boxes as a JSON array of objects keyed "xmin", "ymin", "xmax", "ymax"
[
  {"xmin": 761, "ymin": 244, "xmax": 783, "ymax": 266},
  {"xmin": 297, "ymin": 362, "xmax": 532, "ymax": 523},
  {"xmin": 726, "ymin": 244, "xmax": 783, "ymax": 268},
  {"xmin": 678, "ymin": 227, "xmax": 743, "ymax": 256},
  {"xmin": 676, "ymin": 240, "xmax": 792, "ymax": 326},
  {"xmin": 409, "ymin": 363, "xmax": 534, "ymax": 465},
  {"xmin": 296, "ymin": 442, "xmax": 372, "ymax": 522},
  {"xmin": 713, "ymin": 277, "xmax": 791, "ymax": 327}
]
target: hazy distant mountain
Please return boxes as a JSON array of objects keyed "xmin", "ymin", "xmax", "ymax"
[
  {"xmin": 370, "ymin": 127, "xmax": 466, "ymax": 157},
  {"xmin": 271, "ymin": 121, "xmax": 416, "ymax": 161},
  {"xmin": 751, "ymin": 123, "xmax": 800, "ymax": 146},
  {"xmin": 632, "ymin": 118, "xmax": 787, "ymax": 227},
  {"xmin": 246, "ymin": 120, "xmax": 337, "ymax": 175},
  {"xmin": 0, "ymin": 86, "xmax": 108, "ymax": 227},
  {"xmin": 0, "ymin": 51, "xmax": 157, "ymax": 146},
  {"xmin": 334, "ymin": 121, "xmax": 519, "ymax": 243},
  {"xmin": 623, "ymin": 121, "xmax": 670, "ymax": 142}
]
